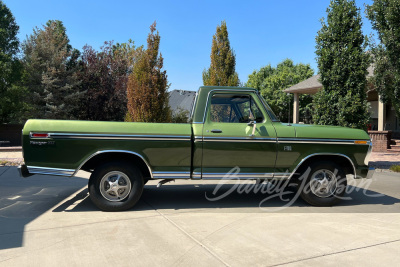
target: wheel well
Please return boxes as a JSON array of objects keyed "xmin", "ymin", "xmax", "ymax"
[
  {"xmin": 80, "ymin": 152, "xmax": 152, "ymax": 179},
  {"xmin": 293, "ymin": 154, "xmax": 355, "ymax": 178}
]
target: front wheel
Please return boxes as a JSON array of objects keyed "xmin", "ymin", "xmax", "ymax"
[
  {"xmin": 299, "ymin": 161, "xmax": 347, "ymax": 207},
  {"xmin": 88, "ymin": 162, "xmax": 144, "ymax": 211}
]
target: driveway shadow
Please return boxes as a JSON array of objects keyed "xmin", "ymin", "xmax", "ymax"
[
  {"xmin": 53, "ymin": 182, "xmax": 400, "ymax": 214},
  {"xmin": 0, "ymin": 167, "xmax": 88, "ymax": 250}
]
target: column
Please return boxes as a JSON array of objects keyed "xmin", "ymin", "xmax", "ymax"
[
  {"xmin": 293, "ymin": 93, "xmax": 299, "ymax": 124},
  {"xmin": 378, "ymin": 95, "xmax": 386, "ymax": 131}
]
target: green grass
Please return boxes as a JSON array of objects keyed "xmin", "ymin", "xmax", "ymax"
[{"xmin": 390, "ymin": 165, "xmax": 400, "ymax": 172}]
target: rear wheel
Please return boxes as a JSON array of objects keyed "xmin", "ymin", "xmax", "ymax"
[
  {"xmin": 299, "ymin": 161, "xmax": 347, "ymax": 207},
  {"xmin": 88, "ymin": 162, "xmax": 144, "ymax": 211}
]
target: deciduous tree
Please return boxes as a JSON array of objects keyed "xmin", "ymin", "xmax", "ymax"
[
  {"xmin": 367, "ymin": 0, "xmax": 400, "ymax": 121},
  {"xmin": 78, "ymin": 40, "xmax": 136, "ymax": 121},
  {"xmin": 126, "ymin": 22, "xmax": 171, "ymax": 122},
  {"xmin": 203, "ymin": 21, "xmax": 239, "ymax": 86},
  {"xmin": 246, "ymin": 59, "xmax": 314, "ymax": 122},
  {"xmin": 313, "ymin": 0, "xmax": 370, "ymax": 130}
]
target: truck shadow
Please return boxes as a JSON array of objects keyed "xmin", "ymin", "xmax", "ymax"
[
  {"xmin": 53, "ymin": 183, "xmax": 400, "ymax": 214},
  {"xmin": 0, "ymin": 167, "xmax": 88, "ymax": 250}
]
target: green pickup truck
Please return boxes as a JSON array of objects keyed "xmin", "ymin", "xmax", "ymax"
[{"xmin": 19, "ymin": 86, "xmax": 374, "ymax": 211}]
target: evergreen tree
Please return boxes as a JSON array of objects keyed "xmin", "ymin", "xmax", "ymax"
[
  {"xmin": 126, "ymin": 22, "xmax": 171, "ymax": 122},
  {"xmin": 313, "ymin": 0, "xmax": 370, "ymax": 130},
  {"xmin": 22, "ymin": 20, "xmax": 81, "ymax": 119},
  {"xmin": 367, "ymin": 0, "xmax": 400, "ymax": 121},
  {"xmin": 246, "ymin": 59, "xmax": 314, "ymax": 122},
  {"xmin": 203, "ymin": 21, "xmax": 239, "ymax": 86},
  {"xmin": 0, "ymin": 1, "xmax": 25, "ymax": 123}
]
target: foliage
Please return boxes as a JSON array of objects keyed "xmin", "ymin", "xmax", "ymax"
[
  {"xmin": 390, "ymin": 165, "xmax": 400, "ymax": 172},
  {"xmin": 313, "ymin": 0, "xmax": 370, "ymax": 130},
  {"xmin": 78, "ymin": 40, "xmax": 136, "ymax": 121},
  {"xmin": 203, "ymin": 21, "xmax": 239, "ymax": 86},
  {"xmin": 126, "ymin": 22, "xmax": 171, "ymax": 123},
  {"xmin": 246, "ymin": 59, "xmax": 314, "ymax": 122},
  {"xmin": 0, "ymin": 1, "xmax": 25, "ymax": 123},
  {"xmin": 171, "ymin": 107, "xmax": 190, "ymax": 123},
  {"xmin": 21, "ymin": 20, "xmax": 82, "ymax": 120},
  {"xmin": 366, "ymin": 0, "xmax": 400, "ymax": 121}
]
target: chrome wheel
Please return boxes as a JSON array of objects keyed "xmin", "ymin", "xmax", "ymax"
[
  {"xmin": 309, "ymin": 169, "xmax": 338, "ymax": 198},
  {"xmin": 99, "ymin": 171, "xmax": 132, "ymax": 202}
]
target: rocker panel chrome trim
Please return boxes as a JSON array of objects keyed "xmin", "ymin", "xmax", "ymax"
[{"xmin": 152, "ymin": 172, "xmax": 191, "ymax": 179}]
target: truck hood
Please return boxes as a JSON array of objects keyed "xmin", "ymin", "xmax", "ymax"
[{"xmin": 281, "ymin": 123, "xmax": 370, "ymax": 140}]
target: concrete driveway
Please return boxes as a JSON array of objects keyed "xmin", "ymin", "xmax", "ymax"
[{"xmin": 0, "ymin": 167, "xmax": 400, "ymax": 266}]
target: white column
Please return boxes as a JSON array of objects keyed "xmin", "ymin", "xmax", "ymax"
[
  {"xmin": 293, "ymin": 93, "xmax": 299, "ymax": 124},
  {"xmin": 378, "ymin": 95, "xmax": 386, "ymax": 131}
]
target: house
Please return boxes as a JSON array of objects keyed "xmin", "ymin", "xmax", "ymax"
[
  {"xmin": 168, "ymin": 89, "xmax": 196, "ymax": 116},
  {"xmin": 283, "ymin": 67, "xmax": 399, "ymax": 152}
]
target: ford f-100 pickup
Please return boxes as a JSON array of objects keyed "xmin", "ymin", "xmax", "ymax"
[{"xmin": 19, "ymin": 86, "xmax": 374, "ymax": 211}]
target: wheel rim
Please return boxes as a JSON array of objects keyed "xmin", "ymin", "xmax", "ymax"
[
  {"xmin": 99, "ymin": 171, "xmax": 132, "ymax": 202},
  {"xmin": 309, "ymin": 169, "xmax": 338, "ymax": 198}
]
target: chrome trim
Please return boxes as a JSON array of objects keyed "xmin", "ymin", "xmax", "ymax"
[
  {"xmin": 27, "ymin": 166, "xmax": 75, "ymax": 176},
  {"xmin": 201, "ymin": 173, "xmax": 275, "ymax": 180},
  {"xmin": 200, "ymin": 89, "xmax": 257, "ymax": 123},
  {"xmin": 74, "ymin": 150, "xmax": 154, "ymax": 178},
  {"xmin": 47, "ymin": 133, "xmax": 191, "ymax": 141},
  {"xmin": 192, "ymin": 172, "xmax": 202, "ymax": 179},
  {"xmin": 364, "ymin": 141, "xmax": 373, "ymax": 165},
  {"xmin": 152, "ymin": 171, "xmax": 191, "ymax": 179},
  {"xmin": 287, "ymin": 153, "xmax": 356, "ymax": 180},
  {"xmin": 203, "ymin": 137, "xmax": 276, "ymax": 143},
  {"xmin": 278, "ymin": 138, "xmax": 370, "ymax": 145}
]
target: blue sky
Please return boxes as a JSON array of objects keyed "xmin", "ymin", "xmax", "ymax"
[{"xmin": 5, "ymin": 0, "xmax": 374, "ymax": 91}]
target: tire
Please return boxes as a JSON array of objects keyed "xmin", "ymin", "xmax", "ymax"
[
  {"xmin": 299, "ymin": 161, "xmax": 347, "ymax": 207},
  {"xmin": 88, "ymin": 161, "xmax": 144, "ymax": 211}
]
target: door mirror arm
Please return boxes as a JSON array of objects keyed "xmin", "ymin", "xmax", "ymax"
[{"xmin": 247, "ymin": 121, "xmax": 257, "ymax": 137}]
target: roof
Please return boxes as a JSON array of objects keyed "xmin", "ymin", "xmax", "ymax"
[
  {"xmin": 284, "ymin": 65, "xmax": 375, "ymax": 94},
  {"xmin": 168, "ymin": 89, "xmax": 196, "ymax": 114}
]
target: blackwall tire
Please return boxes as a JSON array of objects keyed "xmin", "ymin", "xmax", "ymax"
[
  {"xmin": 88, "ymin": 162, "xmax": 144, "ymax": 211},
  {"xmin": 299, "ymin": 161, "xmax": 347, "ymax": 207}
]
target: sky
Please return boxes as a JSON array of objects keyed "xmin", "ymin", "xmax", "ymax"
[{"xmin": 5, "ymin": 0, "xmax": 375, "ymax": 91}]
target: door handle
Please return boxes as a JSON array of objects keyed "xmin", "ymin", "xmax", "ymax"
[{"xmin": 211, "ymin": 129, "xmax": 222, "ymax": 133}]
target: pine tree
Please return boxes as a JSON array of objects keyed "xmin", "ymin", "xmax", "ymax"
[
  {"xmin": 203, "ymin": 21, "xmax": 239, "ymax": 86},
  {"xmin": 126, "ymin": 22, "xmax": 171, "ymax": 122},
  {"xmin": 22, "ymin": 20, "xmax": 82, "ymax": 119},
  {"xmin": 313, "ymin": 0, "xmax": 370, "ymax": 130}
]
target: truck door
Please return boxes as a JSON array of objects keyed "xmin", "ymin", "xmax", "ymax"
[{"xmin": 200, "ymin": 91, "xmax": 277, "ymax": 179}]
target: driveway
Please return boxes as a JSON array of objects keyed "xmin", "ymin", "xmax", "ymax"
[{"xmin": 0, "ymin": 167, "xmax": 399, "ymax": 266}]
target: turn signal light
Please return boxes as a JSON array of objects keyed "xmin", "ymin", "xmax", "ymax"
[{"xmin": 354, "ymin": 140, "xmax": 368, "ymax": 145}]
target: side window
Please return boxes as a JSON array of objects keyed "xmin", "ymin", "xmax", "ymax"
[{"xmin": 210, "ymin": 94, "xmax": 264, "ymax": 123}]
